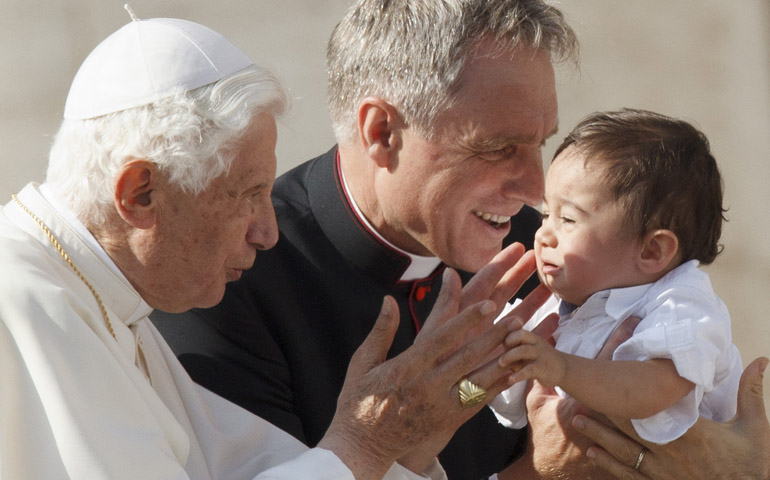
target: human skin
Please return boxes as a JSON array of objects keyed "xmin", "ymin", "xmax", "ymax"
[
  {"xmin": 497, "ymin": 296, "xmax": 769, "ymax": 479},
  {"xmin": 574, "ymin": 356, "xmax": 770, "ymax": 480},
  {"xmin": 499, "ymin": 151, "xmax": 693, "ymax": 420},
  {"xmin": 319, "ymin": 244, "xmax": 553, "ymax": 478},
  {"xmin": 338, "ymin": 39, "xmax": 770, "ymax": 477},
  {"xmin": 342, "ymin": 43, "xmax": 557, "ymax": 273},
  {"xmin": 101, "ymin": 104, "xmax": 554, "ymax": 478},
  {"xmin": 534, "ymin": 148, "xmax": 666, "ymax": 305},
  {"xmin": 497, "ymin": 316, "xmax": 643, "ymax": 480},
  {"xmin": 99, "ymin": 112, "xmax": 280, "ymax": 313}
]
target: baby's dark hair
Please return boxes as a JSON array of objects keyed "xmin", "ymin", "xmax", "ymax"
[{"xmin": 553, "ymin": 108, "xmax": 726, "ymax": 264}]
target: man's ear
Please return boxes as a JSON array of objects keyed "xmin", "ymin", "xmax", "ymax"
[
  {"xmin": 637, "ymin": 229, "xmax": 680, "ymax": 274},
  {"xmin": 114, "ymin": 160, "xmax": 158, "ymax": 229},
  {"xmin": 357, "ymin": 96, "xmax": 403, "ymax": 169}
]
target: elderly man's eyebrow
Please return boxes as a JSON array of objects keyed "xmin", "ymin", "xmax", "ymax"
[{"xmin": 227, "ymin": 180, "xmax": 271, "ymax": 199}]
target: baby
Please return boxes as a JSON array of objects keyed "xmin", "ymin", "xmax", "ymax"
[{"xmin": 491, "ymin": 108, "xmax": 742, "ymax": 444}]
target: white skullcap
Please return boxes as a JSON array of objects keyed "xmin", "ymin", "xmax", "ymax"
[{"xmin": 64, "ymin": 17, "xmax": 253, "ymax": 120}]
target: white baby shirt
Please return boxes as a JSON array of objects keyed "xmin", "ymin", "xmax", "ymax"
[{"xmin": 490, "ymin": 260, "xmax": 742, "ymax": 444}]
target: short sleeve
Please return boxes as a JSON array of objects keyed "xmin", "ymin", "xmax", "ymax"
[{"xmin": 611, "ymin": 282, "xmax": 739, "ymax": 443}]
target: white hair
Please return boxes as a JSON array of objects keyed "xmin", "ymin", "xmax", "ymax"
[{"xmin": 46, "ymin": 65, "xmax": 287, "ymax": 226}]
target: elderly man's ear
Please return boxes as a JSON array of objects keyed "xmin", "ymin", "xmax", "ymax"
[
  {"xmin": 114, "ymin": 160, "xmax": 158, "ymax": 229},
  {"xmin": 357, "ymin": 97, "xmax": 404, "ymax": 170}
]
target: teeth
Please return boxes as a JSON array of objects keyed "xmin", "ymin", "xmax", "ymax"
[{"xmin": 474, "ymin": 211, "xmax": 511, "ymax": 225}]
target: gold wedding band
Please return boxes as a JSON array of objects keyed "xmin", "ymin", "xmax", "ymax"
[
  {"xmin": 457, "ymin": 377, "xmax": 488, "ymax": 408},
  {"xmin": 634, "ymin": 448, "xmax": 645, "ymax": 471}
]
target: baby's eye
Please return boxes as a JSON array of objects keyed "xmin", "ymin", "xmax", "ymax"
[
  {"xmin": 539, "ymin": 211, "xmax": 550, "ymax": 222},
  {"xmin": 559, "ymin": 216, "xmax": 575, "ymax": 224}
]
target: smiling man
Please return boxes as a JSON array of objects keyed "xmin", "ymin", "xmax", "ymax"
[
  {"xmin": 151, "ymin": 1, "xmax": 770, "ymax": 479},
  {"xmin": 1, "ymin": 13, "xmax": 559, "ymax": 479},
  {"xmin": 152, "ymin": 2, "xmax": 574, "ymax": 478}
]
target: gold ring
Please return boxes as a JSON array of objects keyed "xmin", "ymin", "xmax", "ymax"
[
  {"xmin": 457, "ymin": 377, "xmax": 487, "ymax": 408},
  {"xmin": 634, "ymin": 448, "xmax": 645, "ymax": 471}
]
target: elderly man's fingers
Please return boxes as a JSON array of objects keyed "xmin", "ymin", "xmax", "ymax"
[
  {"xmin": 530, "ymin": 311, "xmax": 559, "ymax": 343},
  {"xmin": 410, "ymin": 296, "xmax": 500, "ymax": 375},
  {"xmin": 496, "ymin": 282, "xmax": 551, "ymax": 330},
  {"xmin": 486, "ymin": 248, "xmax": 537, "ymax": 308},
  {"xmin": 450, "ymin": 351, "xmax": 530, "ymax": 412},
  {"xmin": 347, "ymin": 295, "xmax": 400, "ymax": 377},
  {"xmin": 459, "ymin": 242, "xmax": 526, "ymax": 311},
  {"xmin": 595, "ymin": 315, "xmax": 641, "ymax": 361},
  {"xmin": 462, "ymin": 326, "xmax": 540, "ymax": 393},
  {"xmin": 417, "ymin": 268, "xmax": 463, "ymax": 338},
  {"xmin": 434, "ymin": 301, "xmax": 521, "ymax": 384}
]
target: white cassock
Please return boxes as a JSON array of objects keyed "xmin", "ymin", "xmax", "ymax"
[{"xmin": 0, "ymin": 183, "xmax": 445, "ymax": 480}]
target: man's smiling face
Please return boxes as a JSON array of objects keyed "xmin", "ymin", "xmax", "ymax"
[{"xmin": 375, "ymin": 45, "xmax": 558, "ymax": 272}]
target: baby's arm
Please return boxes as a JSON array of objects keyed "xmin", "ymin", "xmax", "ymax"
[{"xmin": 499, "ymin": 329, "xmax": 695, "ymax": 420}]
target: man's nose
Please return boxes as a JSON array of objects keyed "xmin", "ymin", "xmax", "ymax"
[
  {"xmin": 501, "ymin": 149, "xmax": 545, "ymax": 206},
  {"xmin": 247, "ymin": 204, "xmax": 279, "ymax": 251}
]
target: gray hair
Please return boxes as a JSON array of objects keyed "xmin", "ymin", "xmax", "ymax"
[
  {"xmin": 46, "ymin": 65, "xmax": 287, "ymax": 226},
  {"xmin": 327, "ymin": 0, "xmax": 578, "ymax": 142}
]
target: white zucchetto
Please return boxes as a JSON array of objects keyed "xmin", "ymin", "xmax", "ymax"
[{"xmin": 64, "ymin": 17, "xmax": 253, "ymax": 120}]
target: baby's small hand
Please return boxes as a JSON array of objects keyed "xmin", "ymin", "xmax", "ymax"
[{"xmin": 499, "ymin": 329, "xmax": 567, "ymax": 388}]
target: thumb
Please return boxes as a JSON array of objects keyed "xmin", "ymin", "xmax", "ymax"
[
  {"xmin": 525, "ymin": 379, "xmax": 558, "ymax": 412},
  {"xmin": 735, "ymin": 356, "xmax": 769, "ymax": 425},
  {"xmin": 419, "ymin": 268, "xmax": 462, "ymax": 337},
  {"xmin": 348, "ymin": 295, "xmax": 400, "ymax": 377}
]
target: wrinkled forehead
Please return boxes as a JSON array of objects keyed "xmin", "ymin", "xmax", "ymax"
[{"xmin": 438, "ymin": 46, "xmax": 558, "ymax": 143}]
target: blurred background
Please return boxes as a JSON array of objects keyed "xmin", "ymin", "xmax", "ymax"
[{"xmin": 2, "ymin": 1, "xmax": 768, "ymax": 416}]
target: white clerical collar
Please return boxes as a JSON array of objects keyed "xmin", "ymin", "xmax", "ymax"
[
  {"xmin": 338, "ymin": 163, "xmax": 441, "ymax": 281},
  {"xmin": 39, "ymin": 183, "xmax": 127, "ymax": 282}
]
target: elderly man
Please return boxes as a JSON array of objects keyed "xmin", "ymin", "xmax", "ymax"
[
  {"xmin": 0, "ymin": 14, "xmax": 553, "ymax": 479},
  {"xmin": 153, "ymin": 1, "xmax": 770, "ymax": 479}
]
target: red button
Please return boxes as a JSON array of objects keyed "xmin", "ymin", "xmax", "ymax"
[{"xmin": 415, "ymin": 285, "xmax": 431, "ymax": 301}]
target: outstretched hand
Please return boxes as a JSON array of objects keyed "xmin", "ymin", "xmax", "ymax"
[
  {"xmin": 424, "ymin": 243, "xmax": 552, "ymax": 370},
  {"xmin": 318, "ymin": 242, "xmax": 551, "ymax": 479}
]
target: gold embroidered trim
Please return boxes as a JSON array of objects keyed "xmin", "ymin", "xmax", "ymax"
[{"xmin": 12, "ymin": 194, "xmax": 117, "ymax": 340}]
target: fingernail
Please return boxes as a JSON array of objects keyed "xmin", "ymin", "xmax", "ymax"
[
  {"xmin": 480, "ymin": 300, "xmax": 496, "ymax": 316},
  {"xmin": 586, "ymin": 449, "xmax": 596, "ymax": 459},
  {"xmin": 573, "ymin": 416, "xmax": 585, "ymax": 430},
  {"xmin": 508, "ymin": 316, "xmax": 523, "ymax": 330},
  {"xmin": 442, "ymin": 267, "xmax": 453, "ymax": 282}
]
